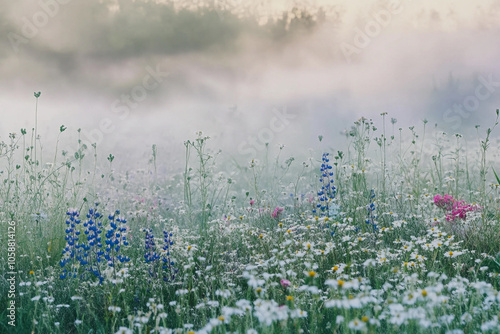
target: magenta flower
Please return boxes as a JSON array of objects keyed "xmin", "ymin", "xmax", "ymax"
[
  {"xmin": 271, "ymin": 207, "xmax": 284, "ymax": 219},
  {"xmin": 280, "ymin": 279, "xmax": 291, "ymax": 288},
  {"xmin": 434, "ymin": 194, "xmax": 481, "ymax": 222},
  {"xmin": 433, "ymin": 194, "xmax": 454, "ymax": 211},
  {"xmin": 446, "ymin": 200, "xmax": 480, "ymax": 222},
  {"xmin": 250, "ymin": 200, "xmax": 255, "ymax": 206}
]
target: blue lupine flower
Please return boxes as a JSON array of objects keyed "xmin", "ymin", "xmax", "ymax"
[
  {"xmin": 60, "ymin": 209, "xmax": 83, "ymax": 278},
  {"xmin": 143, "ymin": 228, "xmax": 162, "ymax": 278},
  {"xmin": 162, "ymin": 231, "xmax": 179, "ymax": 282},
  {"xmin": 144, "ymin": 229, "xmax": 160, "ymax": 263},
  {"xmin": 315, "ymin": 153, "xmax": 337, "ymax": 216},
  {"xmin": 60, "ymin": 204, "xmax": 130, "ymax": 283}
]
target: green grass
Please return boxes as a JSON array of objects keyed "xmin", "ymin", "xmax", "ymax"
[{"xmin": 1, "ymin": 111, "xmax": 500, "ymax": 334}]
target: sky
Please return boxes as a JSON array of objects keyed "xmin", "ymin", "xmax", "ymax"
[{"xmin": 1, "ymin": 0, "xmax": 500, "ymax": 168}]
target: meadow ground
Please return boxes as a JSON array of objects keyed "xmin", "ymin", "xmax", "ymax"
[{"xmin": 1, "ymin": 113, "xmax": 500, "ymax": 334}]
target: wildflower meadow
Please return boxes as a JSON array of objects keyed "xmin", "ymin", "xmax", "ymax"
[{"xmin": 2, "ymin": 99, "xmax": 500, "ymax": 334}]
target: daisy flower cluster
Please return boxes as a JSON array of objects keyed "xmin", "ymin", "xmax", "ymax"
[{"xmin": 4, "ymin": 116, "xmax": 500, "ymax": 334}]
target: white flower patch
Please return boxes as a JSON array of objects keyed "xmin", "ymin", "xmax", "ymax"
[{"xmin": 253, "ymin": 299, "xmax": 289, "ymax": 326}]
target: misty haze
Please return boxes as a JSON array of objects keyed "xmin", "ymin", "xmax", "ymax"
[{"xmin": 1, "ymin": 1, "xmax": 500, "ymax": 333}]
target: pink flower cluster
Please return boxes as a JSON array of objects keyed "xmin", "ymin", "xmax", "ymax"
[
  {"xmin": 271, "ymin": 207, "xmax": 284, "ymax": 219},
  {"xmin": 433, "ymin": 194, "xmax": 455, "ymax": 211},
  {"xmin": 280, "ymin": 279, "xmax": 291, "ymax": 288},
  {"xmin": 433, "ymin": 194, "xmax": 481, "ymax": 222}
]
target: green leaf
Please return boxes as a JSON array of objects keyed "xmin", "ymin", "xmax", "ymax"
[{"xmin": 493, "ymin": 167, "xmax": 500, "ymax": 185}]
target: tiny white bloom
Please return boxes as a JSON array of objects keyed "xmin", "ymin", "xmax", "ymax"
[
  {"xmin": 115, "ymin": 327, "xmax": 133, "ymax": 334},
  {"xmin": 108, "ymin": 306, "xmax": 121, "ymax": 312}
]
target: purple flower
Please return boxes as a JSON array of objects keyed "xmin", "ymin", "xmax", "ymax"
[
  {"xmin": 280, "ymin": 279, "xmax": 291, "ymax": 288},
  {"xmin": 272, "ymin": 207, "xmax": 284, "ymax": 219}
]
